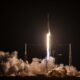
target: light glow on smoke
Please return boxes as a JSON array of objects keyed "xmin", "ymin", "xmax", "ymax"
[
  {"xmin": 46, "ymin": 32, "xmax": 51, "ymax": 60},
  {"xmin": 0, "ymin": 51, "xmax": 79, "ymax": 77}
]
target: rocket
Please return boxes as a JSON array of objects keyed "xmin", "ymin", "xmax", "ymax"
[
  {"xmin": 46, "ymin": 14, "xmax": 51, "ymax": 73},
  {"xmin": 46, "ymin": 14, "xmax": 51, "ymax": 60},
  {"xmin": 47, "ymin": 14, "xmax": 50, "ymax": 33}
]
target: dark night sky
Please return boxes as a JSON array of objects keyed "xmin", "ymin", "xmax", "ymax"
[{"xmin": 0, "ymin": 1, "xmax": 80, "ymax": 69}]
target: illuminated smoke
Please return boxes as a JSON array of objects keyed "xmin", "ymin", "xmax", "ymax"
[{"xmin": 0, "ymin": 51, "xmax": 80, "ymax": 77}]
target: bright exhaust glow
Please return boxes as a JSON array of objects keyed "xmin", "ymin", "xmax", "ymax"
[{"xmin": 46, "ymin": 32, "xmax": 51, "ymax": 60}]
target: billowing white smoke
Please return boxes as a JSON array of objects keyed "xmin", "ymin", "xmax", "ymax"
[
  {"xmin": 65, "ymin": 65, "xmax": 78, "ymax": 76},
  {"xmin": 0, "ymin": 51, "xmax": 80, "ymax": 77}
]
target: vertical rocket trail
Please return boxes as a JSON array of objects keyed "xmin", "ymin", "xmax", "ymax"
[{"xmin": 46, "ymin": 14, "xmax": 51, "ymax": 60}]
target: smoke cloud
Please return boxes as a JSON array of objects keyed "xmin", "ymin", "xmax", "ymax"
[{"xmin": 0, "ymin": 51, "xmax": 80, "ymax": 77}]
